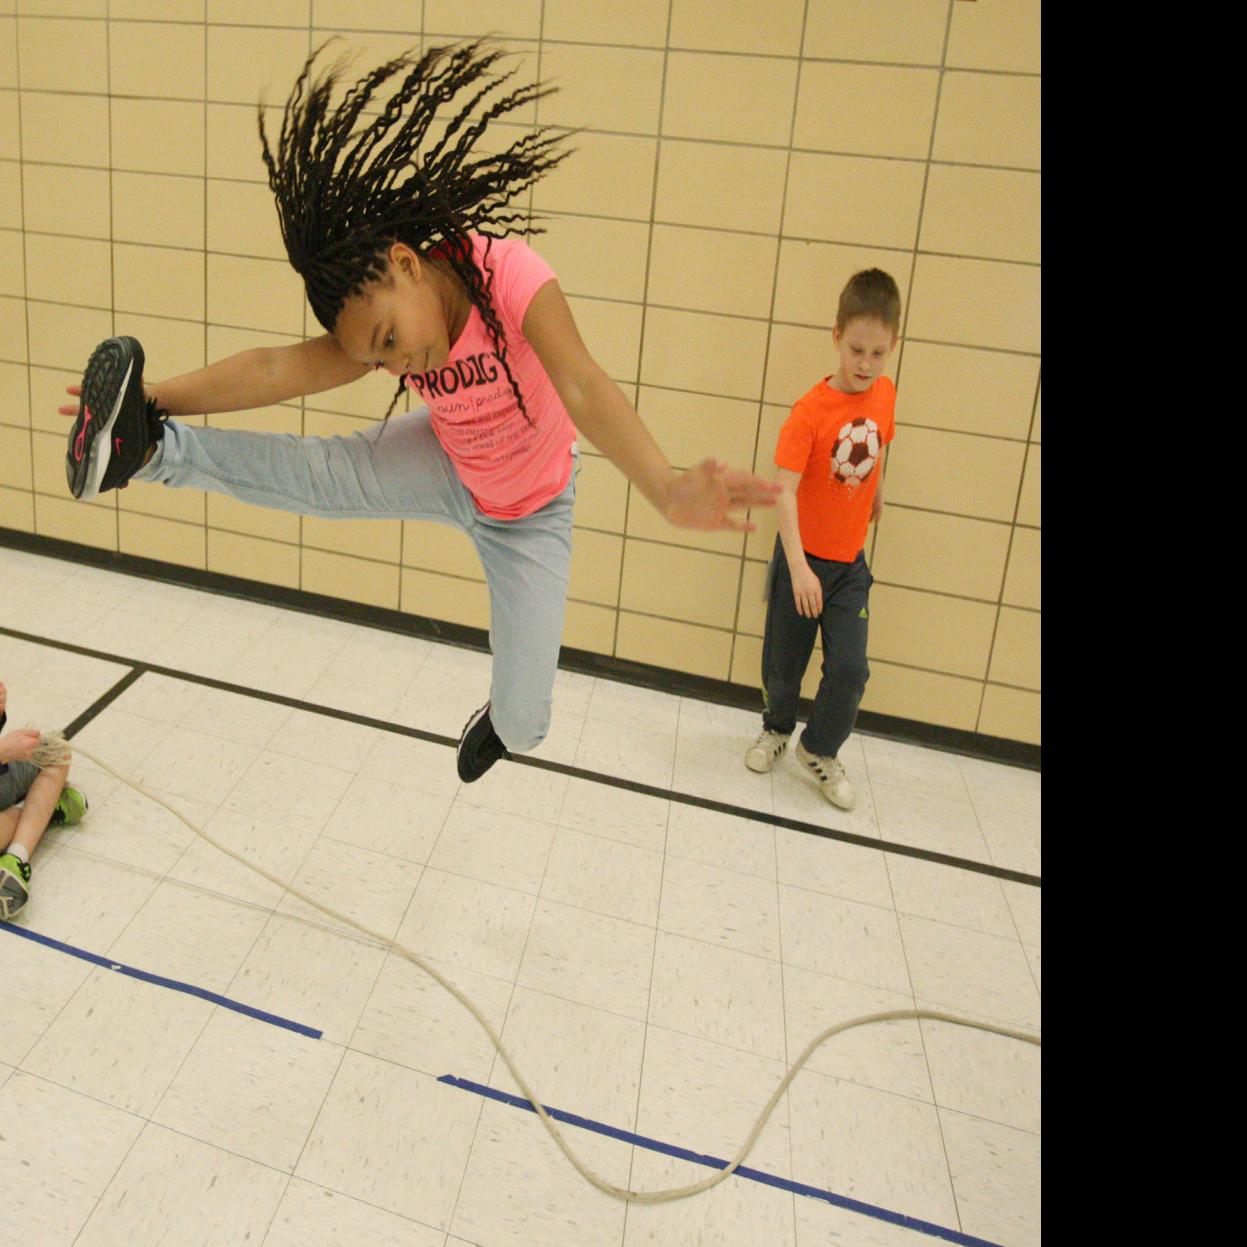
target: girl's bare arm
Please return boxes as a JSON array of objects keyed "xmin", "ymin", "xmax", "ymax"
[
  {"xmin": 523, "ymin": 280, "xmax": 779, "ymax": 531},
  {"xmin": 59, "ymin": 334, "xmax": 370, "ymax": 418}
]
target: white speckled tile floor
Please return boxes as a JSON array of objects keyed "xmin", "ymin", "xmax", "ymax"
[{"xmin": 0, "ymin": 547, "xmax": 1039, "ymax": 1247}]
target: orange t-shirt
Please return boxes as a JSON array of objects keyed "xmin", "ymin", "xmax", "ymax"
[{"xmin": 774, "ymin": 375, "xmax": 896, "ymax": 562}]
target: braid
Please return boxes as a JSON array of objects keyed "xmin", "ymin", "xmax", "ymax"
[{"xmin": 259, "ymin": 39, "xmax": 573, "ymax": 423}]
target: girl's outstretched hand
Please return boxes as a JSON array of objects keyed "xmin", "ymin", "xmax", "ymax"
[{"xmin": 664, "ymin": 459, "xmax": 781, "ymax": 532}]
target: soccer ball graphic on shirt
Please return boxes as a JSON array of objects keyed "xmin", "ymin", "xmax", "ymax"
[{"xmin": 831, "ymin": 417, "xmax": 881, "ymax": 487}]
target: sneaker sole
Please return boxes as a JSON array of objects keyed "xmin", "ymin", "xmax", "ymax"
[
  {"xmin": 0, "ymin": 877, "xmax": 27, "ymax": 921},
  {"xmin": 66, "ymin": 337, "xmax": 143, "ymax": 502},
  {"xmin": 745, "ymin": 749, "xmax": 783, "ymax": 773},
  {"xmin": 456, "ymin": 702, "xmax": 491, "ymax": 783}
]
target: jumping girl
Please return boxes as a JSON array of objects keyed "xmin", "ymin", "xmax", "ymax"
[{"xmin": 62, "ymin": 41, "xmax": 779, "ymax": 782}]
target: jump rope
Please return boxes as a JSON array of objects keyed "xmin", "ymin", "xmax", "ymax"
[{"xmin": 29, "ymin": 730, "xmax": 1040, "ymax": 1205}]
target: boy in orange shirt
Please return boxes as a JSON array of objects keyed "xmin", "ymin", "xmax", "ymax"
[{"xmin": 744, "ymin": 269, "xmax": 900, "ymax": 809}]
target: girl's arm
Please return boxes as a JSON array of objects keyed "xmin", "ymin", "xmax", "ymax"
[
  {"xmin": 58, "ymin": 334, "xmax": 370, "ymax": 418},
  {"xmin": 523, "ymin": 281, "xmax": 779, "ymax": 531}
]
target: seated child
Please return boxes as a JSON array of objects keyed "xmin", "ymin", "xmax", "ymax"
[{"xmin": 0, "ymin": 680, "xmax": 88, "ymax": 920}]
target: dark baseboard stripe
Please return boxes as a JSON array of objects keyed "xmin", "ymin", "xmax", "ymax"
[{"xmin": 0, "ymin": 527, "xmax": 1041, "ymax": 770}]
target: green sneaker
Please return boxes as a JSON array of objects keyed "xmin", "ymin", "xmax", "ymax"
[
  {"xmin": 0, "ymin": 853, "xmax": 30, "ymax": 921},
  {"xmin": 50, "ymin": 785, "xmax": 88, "ymax": 826}
]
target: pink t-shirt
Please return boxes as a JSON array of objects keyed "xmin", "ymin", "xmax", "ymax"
[{"xmin": 404, "ymin": 235, "xmax": 577, "ymax": 520}]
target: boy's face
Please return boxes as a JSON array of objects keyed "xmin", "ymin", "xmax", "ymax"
[{"xmin": 831, "ymin": 317, "xmax": 897, "ymax": 394}]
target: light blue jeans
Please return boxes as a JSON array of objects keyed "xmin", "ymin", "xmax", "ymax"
[{"xmin": 137, "ymin": 412, "xmax": 575, "ymax": 752}]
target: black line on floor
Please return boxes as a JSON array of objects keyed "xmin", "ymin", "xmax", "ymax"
[
  {"xmin": 61, "ymin": 665, "xmax": 147, "ymax": 739},
  {"xmin": 1, "ymin": 624, "xmax": 1040, "ymax": 888},
  {"xmin": 0, "ymin": 528, "xmax": 1042, "ymax": 771}
]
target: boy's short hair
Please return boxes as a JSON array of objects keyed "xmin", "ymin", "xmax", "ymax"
[{"xmin": 836, "ymin": 269, "xmax": 902, "ymax": 335}]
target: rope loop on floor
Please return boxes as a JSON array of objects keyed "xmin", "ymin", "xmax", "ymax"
[{"xmin": 68, "ymin": 741, "xmax": 1039, "ymax": 1205}]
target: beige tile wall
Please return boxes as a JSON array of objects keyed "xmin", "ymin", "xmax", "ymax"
[{"xmin": 0, "ymin": 0, "xmax": 1040, "ymax": 746}]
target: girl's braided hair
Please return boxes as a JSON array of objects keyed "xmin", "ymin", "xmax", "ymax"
[{"xmin": 258, "ymin": 39, "xmax": 572, "ymax": 420}]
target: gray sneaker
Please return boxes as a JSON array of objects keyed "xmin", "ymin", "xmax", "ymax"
[
  {"xmin": 745, "ymin": 729, "xmax": 790, "ymax": 773},
  {"xmin": 0, "ymin": 853, "xmax": 31, "ymax": 921},
  {"xmin": 795, "ymin": 740, "xmax": 856, "ymax": 809}
]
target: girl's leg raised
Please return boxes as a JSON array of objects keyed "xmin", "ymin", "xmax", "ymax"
[{"xmin": 136, "ymin": 410, "xmax": 477, "ymax": 528}]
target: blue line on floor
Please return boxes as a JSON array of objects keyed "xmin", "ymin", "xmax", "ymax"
[
  {"xmin": 438, "ymin": 1074, "xmax": 1006, "ymax": 1247},
  {"xmin": 0, "ymin": 922, "xmax": 322, "ymax": 1040}
]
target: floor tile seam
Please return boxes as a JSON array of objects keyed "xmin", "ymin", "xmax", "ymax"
[
  {"xmin": 257, "ymin": 1172, "xmax": 299, "ymax": 1247},
  {"xmin": 777, "ymin": 873, "xmax": 946, "ymax": 925},
  {"xmin": 878, "ymin": 69, "xmax": 973, "ymax": 1124},
  {"xmin": 872, "ymin": 863, "xmax": 1021, "ymax": 942},
  {"xmin": 1018, "ymin": 943, "xmax": 1041, "ymax": 999},
  {"xmin": 282, "ymin": 1029, "xmax": 357, "ymax": 1212},
  {"xmin": 141, "ymin": 984, "xmax": 235, "ymax": 1156},
  {"xmin": 315, "ymin": 824, "xmax": 445, "ymax": 875},
  {"xmin": 867, "ymin": 777, "xmax": 983, "ymax": 812},
  {"xmin": 9, "ymin": 1063, "xmax": 163, "ymax": 1137},
  {"xmin": 779, "ymin": 863, "xmax": 917, "ymax": 1034},
  {"xmin": 879, "ymin": 838, "xmax": 946, "ymax": 1150},
  {"xmin": 780, "ymin": 1051, "xmax": 942, "ymax": 1115},
  {"xmin": 932, "ymin": 1099, "xmax": 1043, "ymax": 1139},
  {"xmin": 918, "ymin": 1090, "xmax": 1042, "ymax": 1140},
  {"xmin": 991, "ymin": 874, "xmax": 1035, "ymax": 951},
  {"xmin": 627, "ymin": 779, "xmax": 675, "ymax": 1195},
  {"xmin": 964, "ymin": 791, "xmax": 1042, "ymax": 821},
  {"xmin": 103, "ymin": 1106, "xmax": 337, "ymax": 1187},
  {"xmin": 342, "ymin": 851, "xmax": 442, "ymax": 1064},
  {"xmin": 472, "ymin": 760, "xmax": 585, "ymax": 1149},
  {"xmin": 899, "ymin": 989, "xmax": 1040, "ymax": 1042},
  {"xmin": 661, "ymin": 841, "xmax": 779, "ymax": 883},
  {"xmin": 269, "ymin": 1168, "xmax": 455, "ymax": 1246},
  {"xmin": 238, "ymin": 887, "xmax": 426, "ymax": 962},
  {"xmin": 582, "ymin": 706, "xmax": 683, "ymax": 738},
  {"xmin": 94, "ymin": 778, "xmax": 276, "ymax": 1002},
  {"xmin": 782, "ymin": 1055, "xmax": 1012, "ymax": 1131},
  {"xmin": 446, "ymin": 792, "xmax": 578, "ymax": 839},
  {"xmin": 771, "ymin": 805, "xmax": 797, "ymax": 1190},
  {"xmin": 910, "ymin": 988, "xmax": 1040, "ymax": 1032},
  {"xmin": 61, "ymin": 1079, "xmax": 154, "ymax": 1247},
  {"xmin": 4, "ymin": 928, "xmax": 110, "ymax": 1074},
  {"xmin": 896, "ymin": 908, "xmax": 1042, "ymax": 956},
  {"xmin": 52, "ymin": 837, "xmax": 295, "ymax": 932},
  {"xmin": 549, "ymin": 817, "xmax": 669, "ymax": 861},
  {"xmin": 443, "ymin": 1094, "xmax": 492, "ymax": 1247}
]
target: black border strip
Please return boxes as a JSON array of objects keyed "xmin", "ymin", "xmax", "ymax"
[
  {"xmin": 4, "ymin": 627, "xmax": 1040, "ymax": 888},
  {"xmin": 0, "ymin": 528, "xmax": 1040, "ymax": 771},
  {"xmin": 61, "ymin": 666, "xmax": 146, "ymax": 738}
]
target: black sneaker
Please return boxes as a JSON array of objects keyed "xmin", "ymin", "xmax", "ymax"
[
  {"xmin": 457, "ymin": 702, "xmax": 508, "ymax": 782},
  {"xmin": 66, "ymin": 336, "xmax": 168, "ymax": 501}
]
